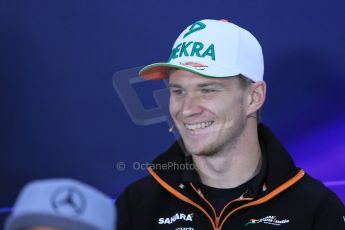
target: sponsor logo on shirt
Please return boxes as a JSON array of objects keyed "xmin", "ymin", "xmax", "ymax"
[
  {"xmin": 245, "ymin": 215, "xmax": 290, "ymax": 226},
  {"xmin": 158, "ymin": 213, "xmax": 194, "ymax": 224}
]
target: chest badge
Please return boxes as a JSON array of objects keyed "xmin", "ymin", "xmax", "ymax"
[{"xmin": 245, "ymin": 215, "xmax": 290, "ymax": 226}]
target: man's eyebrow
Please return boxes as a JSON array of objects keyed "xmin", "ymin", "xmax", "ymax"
[
  {"xmin": 168, "ymin": 83, "xmax": 182, "ymax": 88},
  {"xmin": 197, "ymin": 82, "xmax": 224, "ymax": 88},
  {"xmin": 168, "ymin": 82, "xmax": 225, "ymax": 88}
]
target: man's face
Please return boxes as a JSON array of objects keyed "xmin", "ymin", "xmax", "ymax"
[{"xmin": 169, "ymin": 69, "xmax": 249, "ymax": 156}]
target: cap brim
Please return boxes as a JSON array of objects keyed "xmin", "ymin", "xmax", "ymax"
[{"xmin": 139, "ymin": 62, "xmax": 240, "ymax": 80}]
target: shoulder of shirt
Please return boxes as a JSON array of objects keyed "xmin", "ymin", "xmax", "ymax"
[
  {"xmin": 292, "ymin": 172, "xmax": 344, "ymax": 207},
  {"xmin": 117, "ymin": 174, "xmax": 164, "ymax": 203}
]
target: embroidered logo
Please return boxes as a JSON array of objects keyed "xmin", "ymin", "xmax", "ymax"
[
  {"xmin": 168, "ymin": 42, "xmax": 215, "ymax": 62},
  {"xmin": 158, "ymin": 213, "xmax": 194, "ymax": 224},
  {"xmin": 183, "ymin": 21, "xmax": 206, "ymax": 38},
  {"xmin": 179, "ymin": 61, "xmax": 208, "ymax": 70},
  {"xmin": 245, "ymin": 216, "xmax": 290, "ymax": 226}
]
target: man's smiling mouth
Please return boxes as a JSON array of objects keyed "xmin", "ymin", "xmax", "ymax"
[{"xmin": 184, "ymin": 121, "xmax": 214, "ymax": 130}]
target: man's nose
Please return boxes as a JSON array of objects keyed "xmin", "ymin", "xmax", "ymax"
[{"xmin": 180, "ymin": 93, "xmax": 203, "ymax": 117}]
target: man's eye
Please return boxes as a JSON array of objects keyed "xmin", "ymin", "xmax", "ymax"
[
  {"xmin": 201, "ymin": 88, "xmax": 216, "ymax": 94},
  {"xmin": 171, "ymin": 89, "xmax": 184, "ymax": 95}
]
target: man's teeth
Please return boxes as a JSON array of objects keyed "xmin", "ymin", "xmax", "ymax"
[{"xmin": 185, "ymin": 121, "xmax": 213, "ymax": 130}]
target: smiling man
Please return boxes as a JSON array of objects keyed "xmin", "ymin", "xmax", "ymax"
[
  {"xmin": 168, "ymin": 69, "xmax": 264, "ymax": 190},
  {"xmin": 116, "ymin": 19, "xmax": 344, "ymax": 229}
]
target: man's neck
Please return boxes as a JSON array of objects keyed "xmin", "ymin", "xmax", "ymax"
[{"xmin": 192, "ymin": 123, "xmax": 262, "ymax": 189}]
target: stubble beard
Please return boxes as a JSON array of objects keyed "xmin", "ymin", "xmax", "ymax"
[{"xmin": 182, "ymin": 113, "xmax": 247, "ymax": 157}]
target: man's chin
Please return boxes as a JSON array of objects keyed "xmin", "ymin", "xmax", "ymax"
[
  {"xmin": 184, "ymin": 144, "xmax": 213, "ymax": 156},
  {"xmin": 183, "ymin": 139, "xmax": 225, "ymax": 157},
  {"xmin": 178, "ymin": 137, "xmax": 218, "ymax": 156}
]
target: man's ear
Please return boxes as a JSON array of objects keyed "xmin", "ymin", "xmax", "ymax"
[{"xmin": 246, "ymin": 81, "xmax": 266, "ymax": 116}]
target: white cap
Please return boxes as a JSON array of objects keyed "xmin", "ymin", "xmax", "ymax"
[
  {"xmin": 5, "ymin": 179, "xmax": 116, "ymax": 230},
  {"xmin": 139, "ymin": 19, "xmax": 264, "ymax": 82}
]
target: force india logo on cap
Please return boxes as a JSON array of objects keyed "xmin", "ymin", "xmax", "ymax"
[{"xmin": 168, "ymin": 21, "xmax": 216, "ymax": 62}]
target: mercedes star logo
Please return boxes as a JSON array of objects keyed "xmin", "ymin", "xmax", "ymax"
[{"xmin": 51, "ymin": 186, "xmax": 86, "ymax": 216}]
